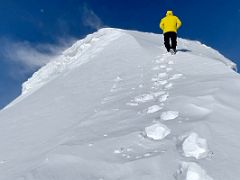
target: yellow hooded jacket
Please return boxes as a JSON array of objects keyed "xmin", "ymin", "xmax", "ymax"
[{"xmin": 160, "ymin": 11, "xmax": 182, "ymax": 33}]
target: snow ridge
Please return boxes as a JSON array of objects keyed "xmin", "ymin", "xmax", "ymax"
[
  {"xmin": 1, "ymin": 28, "xmax": 240, "ymax": 180},
  {"xmin": 22, "ymin": 28, "xmax": 123, "ymax": 96}
]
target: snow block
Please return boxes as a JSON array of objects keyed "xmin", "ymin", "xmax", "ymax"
[
  {"xmin": 180, "ymin": 162, "xmax": 214, "ymax": 180},
  {"xmin": 182, "ymin": 132, "xmax": 209, "ymax": 159},
  {"xmin": 161, "ymin": 111, "xmax": 179, "ymax": 121},
  {"xmin": 145, "ymin": 123, "xmax": 171, "ymax": 140}
]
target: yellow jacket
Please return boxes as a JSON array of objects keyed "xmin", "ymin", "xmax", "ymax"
[{"xmin": 160, "ymin": 11, "xmax": 182, "ymax": 33}]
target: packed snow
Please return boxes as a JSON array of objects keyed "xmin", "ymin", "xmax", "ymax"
[{"xmin": 0, "ymin": 28, "xmax": 240, "ymax": 180}]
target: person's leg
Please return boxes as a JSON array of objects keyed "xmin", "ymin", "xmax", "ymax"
[
  {"xmin": 170, "ymin": 32, "xmax": 177, "ymax": 51},
  {"xmin": 164, "ymin": 32, "xmax": 170, "ymax": 52}
]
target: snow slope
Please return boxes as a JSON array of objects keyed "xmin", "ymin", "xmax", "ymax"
[{"xmin": 0, "ymin": 28, "xmax": 240, "ymax": 180}]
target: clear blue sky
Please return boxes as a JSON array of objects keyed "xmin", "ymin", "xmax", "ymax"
[{"xmin": 0, "ymin": 0, "xmax": 240, "ymax": 108}]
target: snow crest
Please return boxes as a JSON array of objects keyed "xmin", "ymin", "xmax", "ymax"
[
  {"xmin": 1, "ymin": 28, "xmax": 239, "ymax": 179},
  {"xmin": 21, "ymin": 28, "xmax": 123, "ymax": 96}
]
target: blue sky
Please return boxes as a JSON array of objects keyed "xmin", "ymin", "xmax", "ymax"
[{"xmin": 0, "ymin": 0, "xmax": 240, "ymax": 108}]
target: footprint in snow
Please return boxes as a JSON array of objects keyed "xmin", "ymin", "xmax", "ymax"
[
  {"xmin": 134, "ymin": 94, "xmax": 154, "ymax": 103},
  {"xmin": 110, "ymin": 84, "xmax": 118, "ymax": 92},
  {"xmin": 101, "ymin": 96, "xmax": 117, "ymax": 104},
  {"xmin": 115, "ymin": 149, "xmax": 164, "ymax": 161},
  {"xmin": 166, "ymin": 67, "xmax": 173, "ymax": 72},
  {"xmin": 158, "ymin": 72, "xmax": 168, "ymax": 78},
  {"xmin": 169, "ymin": 74, "xmax": 183, "ymax": 80},
  {"xmin": 160, "ymin": 65, "xmax": 167, "ymax": 69},
  {"xmin": 168, "ymin": 61, "xmax": 174, "ymax": 65},
  {"xmin": 152, "ymin": 91, "xmax": 166, "ymax": 98},
  {"xmin": 159, "ymin": 93, "xmax": 169, "ymax": 103},
  {"xmin": 155, "ymin": 58, "xmax": 165, "ymax": 64},
  {"xmin": 152, "ymin": 73, "xmax": 168, "ymax": 82},
  {"xmin": 153, "ymin": 79, "xmax": 168, "ymax": 87},
  {"xmin": 152, "ymin": 66, "xmax": 161, "ymax": 71},
  {"xmin": 110, "ymin": 76, "xmax": 123, "ymax": 92},
  {"xmin": 147, "ymin": 105, "xmax": 162, "ymax": 114},
  {"xmin": 126, "ymin": 102, "xmax": 139, "ymax": 106},
  {"xmin": 114, "ymin": 76, "xmax": 123, "ymax": 82},
  {"xmin": 164, "ymin": 83, "xmax": 173, "ymax": 89}
]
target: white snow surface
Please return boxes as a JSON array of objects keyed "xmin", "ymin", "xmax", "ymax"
[{"xmin": 0, "ymin": 28, "xmax": 240, "ymax": 180}]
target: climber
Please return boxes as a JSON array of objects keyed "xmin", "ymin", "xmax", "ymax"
[{"xmin": 160, "ymin": 10, "xmax": 182, "ymax": 54}]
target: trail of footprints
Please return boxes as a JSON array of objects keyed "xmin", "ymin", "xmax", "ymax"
[{"xmin": 106, "ymin": 54, "xmax": 213, "ymax": 179}]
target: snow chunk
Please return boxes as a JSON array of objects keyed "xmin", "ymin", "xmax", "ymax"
[
  {"xmin": 154, "ymin": 80, "xmax": 168, "ymax": 87},
  {"xmin": 164, "ymin": 83, "xmax": 173, "ymax": 89},
  {"xmin": 145, "ymin": 123, "xmax": 171, "ymax": 140},
  {"xmin": 166, "ymin": 67, "xmax": 173, "ymax": 72},
  {"xmin": 126, "ymin": 102, "xmax": 138, "ymax": 106},
  {"xmin": 152, "ymin": 66, "xmax": 160, "ymax": 70},
  {"xmin": 169, "ymin": 74, "xmax": 183, "ymax": 80},
  {"xmin": 152, "ymin": 73, "xmax": 168, "ymax": 82},
  {"xmin": 161, "ymin": 111, "xmax": 179, "ymax": 121},
  {"xmin": 182, "ymin": 132, "xmax": 209, "ymax": 159},
  {"xmin": 134, "ymin": 94, "xmax": 154, "ymax": 103},
  {"xmin": 180, "ymin": 162, "xmax": 213, "ymax": 180},
  {"xmin": 114, "ymin": 76, "xmax": 123, "ymax": 82},
  {"xmin": 160, "ymin": 65, "xmax": 167, "ymax": 69},
  {"xmin": 147, "ymin": 105, "xmax": 162, "ymax": 113},
  {"xmin": 159, "ymin": 94, "xmax": 169, "ymax": 102},
  {"xmin": 157, "ymin": 73, "xmax": 168, "ymax": 78},
  {"xmin": 152, "ymin": 91, "xmax": 166, "ymax": 97}
]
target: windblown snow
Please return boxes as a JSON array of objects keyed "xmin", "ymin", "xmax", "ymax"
[{"xmin": 0, "ymin": 28, "xmax": 240, "ymax": 180}]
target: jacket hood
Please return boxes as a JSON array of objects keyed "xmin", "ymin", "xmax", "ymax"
[{"xmin": 166, "ymin": 11, "xmax": 173, "ymax": 16}]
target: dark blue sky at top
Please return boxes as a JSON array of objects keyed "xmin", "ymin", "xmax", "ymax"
[{"xmin": 0, "ymin": 0, "xmax": 240, "ymax": 108}]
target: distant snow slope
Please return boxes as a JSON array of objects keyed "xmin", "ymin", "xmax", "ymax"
[{"xmin": 0, "ymin": 28, "xmax": 240, "ymax": 180}]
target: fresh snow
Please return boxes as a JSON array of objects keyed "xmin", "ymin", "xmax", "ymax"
[{"xmin": 0, "ymin": 28, "xmax": 240, "ymax": 180}]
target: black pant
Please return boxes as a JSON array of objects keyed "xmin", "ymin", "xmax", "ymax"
[{"xmin": 164, "ymin": 32, "xmax": 177, "ymax": 52}]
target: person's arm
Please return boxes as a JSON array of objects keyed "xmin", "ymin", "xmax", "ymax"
[
  {"xmin": 160, "ymin": 19, "xmax": 164, "ymax": 30},
  {"xmin": 176, "ymin": 17, "xmax": 182, "ymax": 29}
]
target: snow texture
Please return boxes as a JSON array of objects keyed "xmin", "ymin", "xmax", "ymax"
[{"xmin": 0, "ymin": 28, "xmax": 239, "ymax": 180}]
